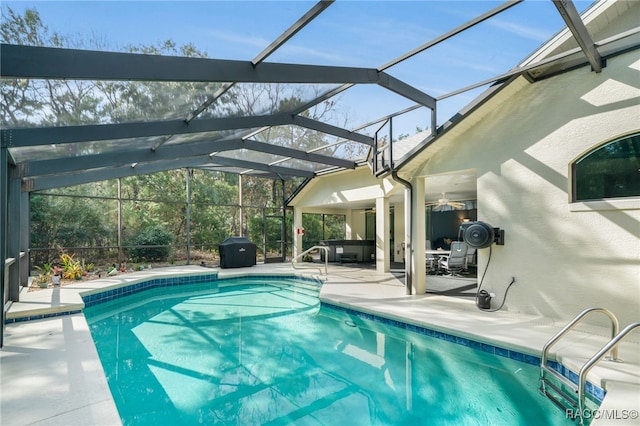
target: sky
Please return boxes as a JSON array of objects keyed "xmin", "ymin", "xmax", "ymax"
[{"xmin": 2, "ymin": 0, "xmax": 594, "ymax": 136}]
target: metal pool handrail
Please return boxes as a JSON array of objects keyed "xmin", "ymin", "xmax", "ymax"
[
  {"xmin": 539, "ymin": 307, "xmax": 623, "ymax": 425},
  {"xmin": 577, "ymin": 321, "xmax": 640, "ymax": 423},
  {"xmin": 292, "ymin": 245, "xmax": 328, "ymax": 276},
  {"xmin": 541, "ymin": 307, "xmax": 620, "ymax": 367}
]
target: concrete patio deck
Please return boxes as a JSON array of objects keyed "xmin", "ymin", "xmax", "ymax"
[{"xmin": 1, "ymin": 263, "xmax": 638, "ymax": 425}]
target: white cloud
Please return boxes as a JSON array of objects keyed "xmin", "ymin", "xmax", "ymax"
[
  {"xmin": 204, "ymin": 29, "xmax": 267, "ymax": 50},
  {"xmin": 276, "ymin": 43, "xmax": 352, "ymax": 64},
  {"xmin": 202, "ymin": 29, "xmax": 352, "ymax": 64},
  {"xmin": 488, "ymin": 18, "xmax": 550, "ymax": 42}
]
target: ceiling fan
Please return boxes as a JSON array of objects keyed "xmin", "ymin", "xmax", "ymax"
[{"xmin": 426, "ymin": 193, "xmax": 466, "ymax": 210}]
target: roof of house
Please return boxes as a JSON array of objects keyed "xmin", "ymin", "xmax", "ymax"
[{"xmin": 392, "ymin": 0, "xmax": 639, "ymax": 178}]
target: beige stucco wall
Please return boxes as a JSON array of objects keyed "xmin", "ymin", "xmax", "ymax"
[
  {"xmin": 393, "ymin": 203, "xmax": 406, "ymax": 263},
  {"xmin": 289, "ymin": 167, "xmax": 402, "ymax": 260},
  {"xmin": 288, "ymin": 6, "xmax": 639, "ymax": 325},
  {"xmin": 407, "ymin": 51, "xmax": 640, "ymax": 325},
  {"xmin": 291, "ymin": 167, "xmax": 398, "ymax": 209}
]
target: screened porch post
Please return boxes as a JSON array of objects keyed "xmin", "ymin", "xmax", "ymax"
[
  {"xmin": 7, "ymin": 172, "xmax": 21, "ymax": 301},
  {"xmin": 262, "ymin": 208, "xmax": 267, "ymax": 263},
  {"xmin": 281, "ymin": 179, "xmax": 286, "ymax": 262},
  {"xmin": 375, "ymin": 196, "xmax": 390, "ymax": 273},
  {"xmin": 117, "ymin": 178, "xmax": 123, "ymax": 267},
  {"xmin": 411, "ymin": 177, "xmax": 426, "ymax": 294},
  {"xmin": 293, "ymin": 208, "xmax": 303, "ymax": 260},
  {"xmin": 20, "ymin": 191, "xmax": 30, "ymax": 288},
  {"xmin": 185, "ymin": 168, "xmax": 191, "ymax": 265},
  {"xmin": 0, "ymin": 146, "xmax": 8, "ymax": 348},
  {"xmin": 238, "ymin": 174, "xmax": 243, "ymax": 237}
]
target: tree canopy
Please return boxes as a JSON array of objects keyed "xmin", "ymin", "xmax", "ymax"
[{"xmin": 2, "ymin": 6, "xmax": 347, "ymax": 268}]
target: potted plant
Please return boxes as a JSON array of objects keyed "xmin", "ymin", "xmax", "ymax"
[
  {"xmin": 36, "ymin": 272, "xmax": 50, "ymax": 288},
  {"xmin": 34, "ymin": 263, "xmax": 53, "ymax": 288},
  {"xmin": 60, "ymin": 253, "xmax": 83, "ymax": 280},
  {"xmin": 83, "ymin": 262, "xmax": 95, "ymax": 276}
]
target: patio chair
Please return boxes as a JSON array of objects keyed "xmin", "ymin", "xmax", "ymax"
[
  {"xmin": 438, "ymin": 241, "xmax": 468, "ymax": 275},
  {"xmin": 466, "ymin": 247, "xmax": 477, "ymax": 268},
  {"xmin": 426, "ymin": 240, "xmax": 439, "ymax": 274}
]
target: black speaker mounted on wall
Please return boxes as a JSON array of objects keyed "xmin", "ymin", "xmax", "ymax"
[{"xmin": 460, "ymin": 221, "xmax": 504, "ymax": 248}]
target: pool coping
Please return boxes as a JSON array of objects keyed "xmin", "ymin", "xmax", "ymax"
[
  {"xmin": 3, "ymin": 265, "xmax": 638, "ymax": 425},
  {"xmin": 316, "ymin": 272, "xmax": 640, "ymax": 425},
  {"xmin": 320, "ymin": 301, "xmax": 606, "ymax": 403},
  {"xmin": 9, "ymin": 269, "xmax": 608, "ymax": 403},
  {"xmin": 5, "ymin": 268, "xmax": 327, "ymax": 323},
  {"xmin": 5, "ymin": 267, "xmax": 222, "ymax": 322}
]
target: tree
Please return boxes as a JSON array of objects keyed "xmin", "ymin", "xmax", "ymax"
[
  {"xmin": 1, "ymin": 7, "xmax": 49, "ymax": 126},
  {"xmin": 189, "ymin": 170, "xmax": 240, "ymax": 248},
  {"xmin": 30, "ymin": 193, "xmax": 113, "ymax": 265},
  {"xmin": 1, "ymin": 6, "xmax": 108, "ymax": 128},
  {"xmin": 127, "ymin": 225, "xmax": 173, "ymax": 262},
  {"xmin": 98, "ymin": 41, "xmax": 227, "ymax": 123},
  {"xmin": 5, "ymin": 6, "xmax": 351, "ymax": 266}
]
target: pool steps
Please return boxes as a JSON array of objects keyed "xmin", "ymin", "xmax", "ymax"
[{"xmin": 539, "ymin": 307, "xmax": 640, "ymax": 423}]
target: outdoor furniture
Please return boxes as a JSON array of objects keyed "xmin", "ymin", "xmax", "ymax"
[
  {"xmin": 425, "ymin": 240, "xmax": 443, "ymax": 274},
  {"xmin": 466, "ymin": 247, "xmax": 477, "ymax": 268},
  {"xmin": 426, "ymin": 249, "xmax": 450, "ymax": 274},
  {"xmin": 338, "ymin": 253, "xmax": 358, "ymax": 263},
  {"xmin": 319, "ymin": 240, "xmax": 375, "ymax": 263},
  {"xmin": 438, "ymin": 242, "xmax": 468, "ymax": 275}
]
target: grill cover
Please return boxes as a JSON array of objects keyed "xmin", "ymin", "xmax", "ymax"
[{"xmin": 219, "ymin": 237, "xmax": 256, "ymax": 268}]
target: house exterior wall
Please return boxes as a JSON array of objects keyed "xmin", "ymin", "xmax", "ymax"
[
  {"xmin": 291, "ymin": 167, "xmax": 396, "ymax": 208},
  {"xmin": 411, "ymin": 51, "xmax": 640, "ymax": 325},
  {"xmin": 288, "ymin": 2, "xmax": 639, "ymax": 324},
  {"xmin": 289, "ymin": 167, "xmax": 402, "ymax": 262}
]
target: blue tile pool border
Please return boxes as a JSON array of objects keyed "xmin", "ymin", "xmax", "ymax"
[
  {"xmin": 81, "ymin": 273, "xmax": 321, "ymax": 308},
  {"xmin": 5, "ymin": 272, "xmax": 605, "ymax": 404},
  {"xmin": 8, "ymin": 309, "xmax": 84, "ymax": 323},
  {"xmin": 321, "ymin": 301, "xmax": 606, "ymax": 403},
  {"xmin": 216, "ymin": 274, "xmax": 322, "ymax": 287},
  {"xmin": 81, "ymin": 272, "xmax": 221, "ymax": 308},
  {"xmin": 4, "ymin": 272, "xmax": 221, "ymax": 324},
  {"xmin": 4, "ymin": 272, "xmax": 322, "ymax": 324}
]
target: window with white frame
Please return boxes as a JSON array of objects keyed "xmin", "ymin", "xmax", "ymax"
[{"xmin": 573, "ymin": 133, "xmax": 640, "ymax": 202}]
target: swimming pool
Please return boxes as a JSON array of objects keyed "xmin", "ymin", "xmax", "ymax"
[{"xmin": 84, "ymin": 276, "xmax": 585, "ymax": 425}]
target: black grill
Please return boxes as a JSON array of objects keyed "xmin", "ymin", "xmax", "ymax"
[{"xmin": 218, "ymin": 237, "xmax": 257, "ymax": 268}]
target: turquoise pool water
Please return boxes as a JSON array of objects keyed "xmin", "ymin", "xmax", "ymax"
[{"xmin": 84, "ymin": 277, "xmax": 576, "ymax": 425}]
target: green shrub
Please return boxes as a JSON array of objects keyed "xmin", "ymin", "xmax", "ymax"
[{"xmin": 128, "ymin": 226, "xmax": 173, "ymax": 262}]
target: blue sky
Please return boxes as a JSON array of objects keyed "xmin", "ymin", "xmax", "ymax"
[{"xmin": 3, "ymin": 1, "xmax": 593, "ymax": 134}]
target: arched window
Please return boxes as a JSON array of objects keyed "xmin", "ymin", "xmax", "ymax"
[{"xmin": 573, "ymin": 133, "xmax": 640, "ymax": 202}]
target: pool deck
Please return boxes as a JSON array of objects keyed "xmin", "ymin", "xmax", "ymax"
[{"xmin": 1, "ymin": 264, "xmax": 638, "ymax": 425}]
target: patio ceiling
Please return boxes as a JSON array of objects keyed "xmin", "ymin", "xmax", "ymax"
[{"xmin": 2, "ymin": 0, "xmax": 636, "ymax": 193}]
